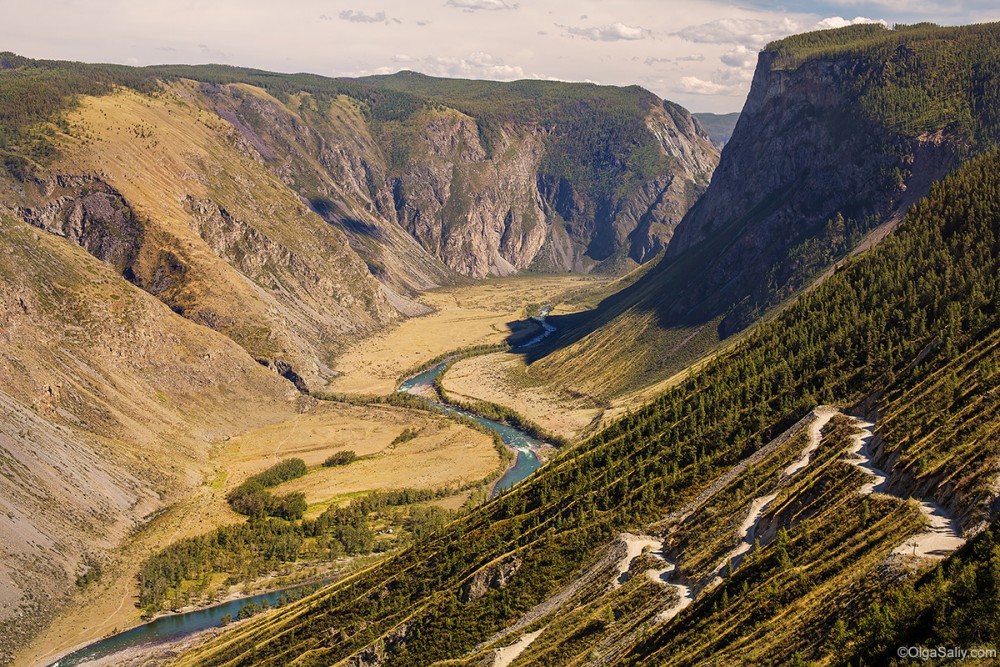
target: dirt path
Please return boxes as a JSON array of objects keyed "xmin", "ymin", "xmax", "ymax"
[
  {"xmin": 646, "ymin": 560, "xmax": 694, "ymax": 623},
  {"xmin": 704, "ymin": 407, "xmax": 838, "ymax": 586},
  {"xmin": 843, "ymin": 419, "xmax": 887, "ymax": 494},
  {"xmin": 663, "ymin": 407, "xmax": 831, "ymax": 525},
  {"xmin": 608, "ymin": 533, "xmax": 694, "ymax": 623},
  {"xmin": 783, "ymin": 407, "xmax": 838, "ymax": 477},
  {"xmin": 612, "ymin": 534, "xmax": 663, "ymax": 588},
  {"xmin": 493, "ymin": 629, "xmax": 545, "ymax": 667},
  {"xmin": 843, "ymin": 417, "xmax": 965, "ymax": 560}
]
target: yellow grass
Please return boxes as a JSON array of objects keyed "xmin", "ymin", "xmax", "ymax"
[
  {"xmin": 17, "ymin": 401, "xmax": 494, "ymax": 667},
  {"xmin": 443, "ymin": 352, "xmax": 605, "ymax": 441},
  {"xmin": 232, "ymin": 403, "xmax": 498, "ymax": 516},
  {"xmin": 326, "ymin": 275, "xmax": 609, "ymax": 395}
]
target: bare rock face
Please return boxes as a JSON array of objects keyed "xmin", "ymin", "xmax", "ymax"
[
  {"xmin": 460, "ymin": 555, "xmax": 523, "ymax": 603},
  {"xmin": 656, "ymin": 48, "xmax": 962, "ymax": 335},
  {"xmin": 200, "ymin": 81, "xmax": 719, "ymax": 281},
  {"xmin": 344, "ymin": 622, "xmax": 411, "ymax": 667},
  {"xmin": 17, "ymin": 175, "xmax": 143, "ymax": 275},
  {"xmin": 390, "ymin": 111, "xmax": 548, "ymax": 278}
]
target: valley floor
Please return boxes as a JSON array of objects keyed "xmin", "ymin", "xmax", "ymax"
[
  {"xmin": 326, "ymin": 275, "xmax": 608, "ymax": 395},
  {"xmin": 16, "ymin": 274, "xmax": 602, "ymax": 667}
]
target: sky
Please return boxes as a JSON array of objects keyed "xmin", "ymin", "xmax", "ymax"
[{"xmin": 2, "ymin": 1, "xmax": 999, "ymax": 113}]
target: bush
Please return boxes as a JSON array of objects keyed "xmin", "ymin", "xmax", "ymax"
[
  {"xmin": 227, "ymin": 459, "xmax": 309, "ymax": 519},
  {"xmin": 323, "ymin": 451, "xmax": 357, "ymax": 467}
]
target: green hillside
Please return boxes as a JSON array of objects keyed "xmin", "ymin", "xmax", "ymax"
[{"xmin": 174, "ymin": 135, "xmax": 1000, "ymax": 666}]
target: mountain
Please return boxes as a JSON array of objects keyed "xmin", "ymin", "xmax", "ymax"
[
  {"xmin": 166, "ymin": 22, "xmax": 1000, "ymax": 666},
  {"xmin": 172, "ymin": 113, "xmax": 1000, "ymax": 667},
  {"xmin": 354, "ymin": 72, "xmax": 719, "ymax": 274},
  {"xmin": 530, "ymin": 21, "xmax": 1000, "ymax": 400},
  {"xmin": 0, "ymin": 56, "xmax": 718, "ymax": 390},
  {"xmin": 0, "ymin": 207, "xmax": 304, "ymax": 660},
  {"xmin": 0, "ymin": 54, "xmax": 718, "ymax": 661},
  {"xmin": 692, "ymin": 112, "xmax": 739, "ymax": 146}
]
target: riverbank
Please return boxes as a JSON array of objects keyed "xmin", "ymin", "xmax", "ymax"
[{"xmin": 43, "ymin": 577, "xmax": 331, "ymax": 667}]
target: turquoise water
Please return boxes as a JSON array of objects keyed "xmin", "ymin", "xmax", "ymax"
[
  {"xmin": 50, "ymin": 320, "xmax": 553, "ymax": 665},
  {"xmin": 48, "ymin": 583, "xmax": 320, "ymax": 666},
  {"xmin": 397, "ymin": 362, "xmax": 543, "ymax": 495}
]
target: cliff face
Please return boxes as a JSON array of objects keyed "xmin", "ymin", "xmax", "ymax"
[
  {"xmin": 198, "ymin": 76, "xmax": 719, "ymax": 281},
  {"xmin": 662, "ymin": 43, "xmax": 963, "ymax": 335},
  {"xmin": 532, "ymin": 24, "xmax": 990, "ymax": 399},
  {"xmin": 386, "ymin": 109, "xmax": 548, "ymax": 278}
]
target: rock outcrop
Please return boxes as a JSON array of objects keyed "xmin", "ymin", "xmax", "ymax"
[
  {"xmin": 460, "ymin": 555, "xmax": 523, "ymax": 603},
  {"xmin": 198, "ymin": 76, "xmax": 719, "ymax": 281}
]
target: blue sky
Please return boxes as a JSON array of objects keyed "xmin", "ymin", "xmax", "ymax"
[{"xmin": 2, "ymin": 0, "xmax": 998, "ymax": 112}]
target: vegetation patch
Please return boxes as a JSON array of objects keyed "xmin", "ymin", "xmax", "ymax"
[{"xmin": 226, "ymin": 458, "xmax": 309, "ymax": 520}]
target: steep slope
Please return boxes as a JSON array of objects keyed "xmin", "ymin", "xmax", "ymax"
[
  {"xmin": 150, "ymin": 69, "xmax": 718, "ymax": 280},
  {"xmin": 0, "ymin": 211, "xmax": 302, "ymax": 663},
  {"xmin": 5, "ymin": 82, "xmax": 400, "ymax": 391},
  {"xmin": 173, "ymin": 138, "xmax": 1000, "ymax": 667},
  {"xmin": 0, "ymin": 56, "xmax": 718, "ymax": 389},
  {"xmin": 531, "ymin": 22, "xmax": 1000, "ymax": 399},
  {"xmin": 191, "ymin": 81, "xmax": 453, "ymax": 296},
  {"xmin": 355, "ymin": 73, "xmax": 719, "ymax": 275}
]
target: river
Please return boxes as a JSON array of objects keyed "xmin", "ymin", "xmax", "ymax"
[
  {"xmin": 48, "ymin": 583, "xmax": 320, "ymax": 666},
  {"xmin": 397, "ymin": 361, "xmax": 544, "ymax": 494},
  {"xmin": 46, "ymin": 310, "xmax": 555, "ymax": 666},
  {"xmin": 396, "ymin": 306, "xmax": 555, "ymax": 494}
]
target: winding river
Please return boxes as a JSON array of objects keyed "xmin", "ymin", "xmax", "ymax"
[
  {"xmin": 397, "ymin": 361, "xmax": 544, "ymax": 494},
  {"xmin": 48, "ymin": 583, "xmax": 321, "ymax": 666},
  {"xmin": 46, "ymin": 311, "xmax": 556, "ymax": 666},
  {"xmin": 397, "ymin": 306, "xmax": 555, "ymax": 494}
]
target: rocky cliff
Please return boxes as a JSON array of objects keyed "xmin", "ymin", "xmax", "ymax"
[
  {"xmin": 662, "ymin": 39, "xmax": 962, "ymax": 335},
  {"xmin": 532, "ymin": 23, "xmax": 993, "ymax": 399},
  {"xmin": 188, "ymin": 72, "xmax": 719, "ymax": 281}
]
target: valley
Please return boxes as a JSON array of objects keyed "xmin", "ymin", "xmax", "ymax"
[
  {"xmin": 2, "ymin": 18, "xmax": 1000, "ymax": 667},
  {"xmin": 14, "ymin": 274, "xmax": 596, "ymax": 667}
]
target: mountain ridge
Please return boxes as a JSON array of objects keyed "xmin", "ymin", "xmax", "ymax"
[{"xmin": 527, "ymin": 21, "xmax": 1000, "ymax": 400}]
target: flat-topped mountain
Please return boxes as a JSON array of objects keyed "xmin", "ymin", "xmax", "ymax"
[{"xmin": 532, "ymin": 21, "xmax": 1000, "ymax": 399}]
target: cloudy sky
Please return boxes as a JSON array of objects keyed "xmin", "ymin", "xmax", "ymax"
[{"xmin": 3, "ymin": 1, "xmax": 999, "ymax": 112}]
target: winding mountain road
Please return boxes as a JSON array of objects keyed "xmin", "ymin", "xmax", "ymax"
[{"xmin": 843, "ymin": 417, "xmax": 965, "ymax": 560}]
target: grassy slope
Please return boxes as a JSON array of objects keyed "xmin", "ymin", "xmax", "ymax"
[
  {"xmin": 51, "ymin": 83, "xmax": 395, "ymax": 387},
  {"xmin": 0, "ymin": 211, "xmax": 301, "ymax": 661},
  {"xmin": 173, "ymin": 144, "xmax": 1000, "ymax": 666}
]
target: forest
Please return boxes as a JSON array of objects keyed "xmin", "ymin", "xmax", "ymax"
[{"xmin": 175, "ymin": 138, "xmax": 1000, "ymax": 665}]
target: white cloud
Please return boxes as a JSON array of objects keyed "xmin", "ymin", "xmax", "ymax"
[
  {"xmin": 338, "ymin": 9, "xmax": 389, "ymax": 23},
  {"xmin": 813, "ymin": 15, "xmax": 889, "ymax": 30},
  {"xmin": 719, "ymin": 45, "xmax": 756, "ymax": 68},
  {"xmin": 445, "ymin": 0, "xmax": 518, "ymax": 11},
  {"xmin": 677, "ymin": 75, "xmax": 730, "ymax": 95},
  {"xmin": 675, "ymin": 64, "xmax": 754, "ymax": 95},
  {"xmin": 561, "ymin": 22, "xmax": 651, "ymax": 41}
]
